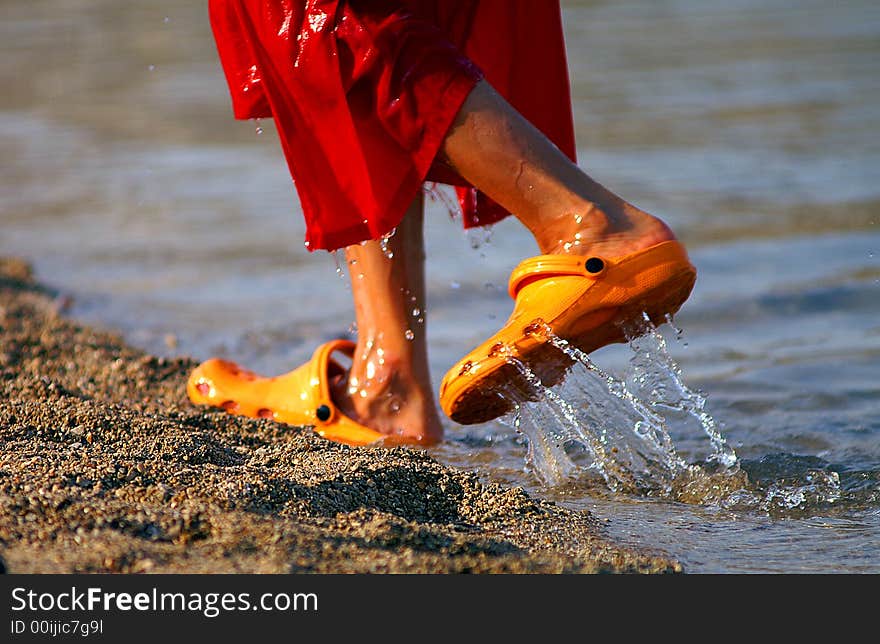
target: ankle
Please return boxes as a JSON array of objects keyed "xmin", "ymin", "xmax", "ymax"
[
  {"xmin": 535, "ymin": 199, "xmax": 675, "ymax": 256},
  {"xmin": 333, "ymin": 351, "xmax": 443, "ymax": 442},
  {"xmin": 534, "ymin": 201, "xmax": 610, "ymax": 253}
]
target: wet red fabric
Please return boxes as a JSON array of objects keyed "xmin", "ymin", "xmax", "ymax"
[{"xmin": 209, "ymin": 0, "xmax": 575, "ymax": 251}]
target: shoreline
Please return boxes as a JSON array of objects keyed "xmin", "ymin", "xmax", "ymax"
[{"xmin": 0, "ymin": 257, "xmax": 680, "ymax": 573}]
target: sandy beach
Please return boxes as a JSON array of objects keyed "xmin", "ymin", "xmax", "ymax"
[{"xmin": 0, "ymin": 257, "xmax": 680, "ymax": 574}]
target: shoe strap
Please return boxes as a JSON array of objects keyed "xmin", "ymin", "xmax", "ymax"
[
  {"xmin": 308, "ymin": 339, "xmax": 356, "ymax": 425},
  {"xmin": 507, "ymin": 241, "xmax": 690, "ymax": 299},
  {"xmin": 508, "ymin": 254, "xmax": 607, "ymax": 298}
]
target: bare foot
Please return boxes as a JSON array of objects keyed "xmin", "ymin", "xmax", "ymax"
[
  {"xmin": 535, "ymin": 198, "xmax": 676, "ymax": 259},
  {"xmin": 330, "ymin": 339, "xmax": 444, "ymax": 444}
]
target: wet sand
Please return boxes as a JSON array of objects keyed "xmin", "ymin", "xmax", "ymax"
[{"xmin": 0, "ymin": 258, "xmax": 679, "ymax": 574}]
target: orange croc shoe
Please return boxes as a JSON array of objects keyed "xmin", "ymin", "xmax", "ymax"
[
  {"xmin": 187, "ymin": 339, "xmax": 385, "ymax": 446},
  {"xmin": 439, "ymin": 240, "xmax": 697, "ymax": 425}
]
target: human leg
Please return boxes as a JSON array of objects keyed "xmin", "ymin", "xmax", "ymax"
[
  {"xmin": 199, "ymin": 3, "xmax": 691, "ymax": 437},
  {"xmin": 330, "ymin": 72, "xmax": 682, "ymax": 434},
  {"xmin": 189, "ymin": 76, "xmax": 692, "ymax": 434},
  {"xmin": 331, "ymin": 192, "xmax": 444, "ymax": 443},
  {"xmin": 441, "ymin": 80, "xmax": 675, "ymax": 257},
  {"xmin": 186, "ymin": 193, "xmax": 443, "ymax": 445},
  {"xmin": 436, "ymin": 80, "xmax": 694, "ymax": 424}
]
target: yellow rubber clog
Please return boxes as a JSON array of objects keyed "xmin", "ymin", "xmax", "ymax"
[
  {"xmin": 439, "ymin": 240, "xmax": 697, "ymax": 425},
  {"xmin": 187, "ymin": 339, "xmax": 385, "ymax": 446}
]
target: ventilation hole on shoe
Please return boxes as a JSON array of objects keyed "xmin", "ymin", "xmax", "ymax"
[
  {"xmin": 220, "ymin": 400, "xmax": 239, "ymax": 412},
  {"xmin": 488, "ymin": 342, "xmax": 511, "ymax": 358},
  {"xmin": 523, "ymin": 319, "xmax": 549, "ymax": 337},
  {"xmin": 316, "ymin": 404, "xmax": 332, "ymax": 421},
  {"xmin": 256, "ymin": 408, "xmax": 273, "ymax": 418},
  {"xmin": 195, "ymin": 382, "xmax": 210, "ymax": 395},
  {"xmin": 585, "ymin": 257, "xmax": 605, "ymax": 273}
]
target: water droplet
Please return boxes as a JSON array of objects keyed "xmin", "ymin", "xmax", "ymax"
[
  {"xmin": 574, "ymin": 214, "xmax": 583, "ymax": 224},
  {"xmin": 148, "ymin": 64, "xmax": 156, "ymax": 72},
  {"xmin": 303, "ymin": 240, "xmax": 311, "ymax": 248},
  {"xmin": 404, "ymin": 329, "xmax": 414, "ymax": 341},
  {"xmin": 389, "ymin": 399, "xmax": 401, "ymax": 413},
  {"xmin": 379, "ymin": 228, "xmax": 397, "ymax": 259},
  {"xmin": 412, "ymin": 308, "xmax": 420, "ymax": 317},
  {"xmin": 331, "ymin": 250, "xmax": 350, "ymax": 289}
]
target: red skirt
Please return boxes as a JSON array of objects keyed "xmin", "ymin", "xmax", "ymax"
[{"xmin": 209, "ymin": 0, "xmax": 575, "ymax": 251}]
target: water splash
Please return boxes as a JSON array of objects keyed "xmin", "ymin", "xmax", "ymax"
[
  {"xmin": 497, "ymin": 316, "xmax": 742, "ymax": 498},
  {"xmin": 466, "ymin": 225, "xmax": 493, "ymax": 252},
  {"xmin": 493, "ymin": 316, "xmax": 848, "ymax": 512},
  {"xmin": 621, "ymin": 312, "xmax": 737, "ymax": 468},
  {"xmin": 497, "ymin": 356, "xmax": 613, "ymax": 488},
  {"xmin": 499, "ymin": 401, "xmax": 576, "ymax": 488},
  {"xmin": 330, "ymin": 250, "xmax": 351, "ymax": 290},
  {"xmin": 502, "ymin": 348, "xmax": 685, "ymax": 494},
  {"xmin": 379, "ymin": 228, "xmax": 397, "ymax": 259}
]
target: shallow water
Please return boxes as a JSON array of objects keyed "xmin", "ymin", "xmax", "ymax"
[{"xmin": 2, "ymin": 0, "xmax": 879, "ymax": 572}]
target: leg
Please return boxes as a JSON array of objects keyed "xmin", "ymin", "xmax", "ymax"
[
  {"xmin": 441, "ymin": 81, "xmax": 675, "ymax": 256},
  {"xmin": 436, "ymin": 80, "xmax": 694, "ymax": 425},
  {"xmin": 331, "ymin": 192, "xmax": 444, "ymax": 443},
  {"xmin": 189, "ymin": 79, "xmax": 687, "ymax": 438}
]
